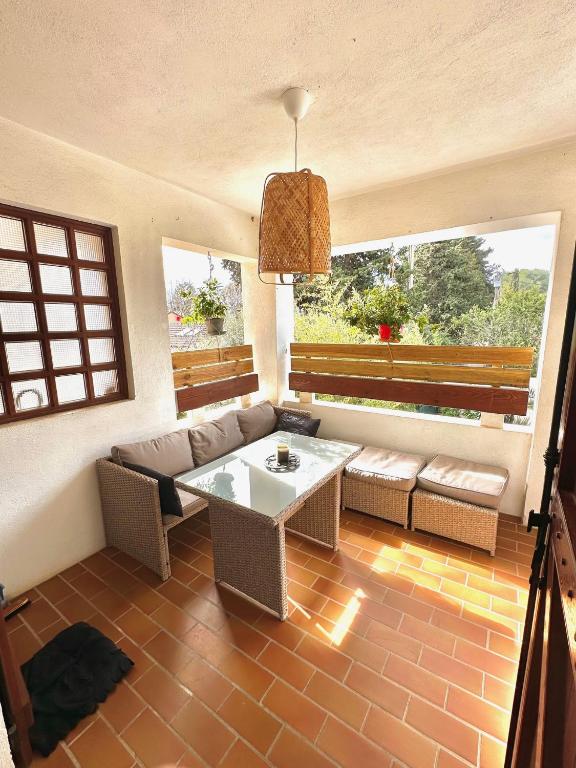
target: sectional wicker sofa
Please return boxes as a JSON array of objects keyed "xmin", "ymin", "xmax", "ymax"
[{"xmin": 96, "ymin": 402, "xmax": 307, "ymax": 580}]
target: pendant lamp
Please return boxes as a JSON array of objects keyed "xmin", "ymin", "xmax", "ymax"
[{"xmin": 258, "ymin": 87, "xmax": 331, "ymax": 284}]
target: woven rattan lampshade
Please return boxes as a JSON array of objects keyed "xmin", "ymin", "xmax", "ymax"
[{"xmin": 259, "ymin": 168, "xmax": 331, "ymax": 281}]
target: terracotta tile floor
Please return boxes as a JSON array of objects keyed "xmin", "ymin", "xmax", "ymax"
[{"xmin": 9, "ymin": 509, "xmax": 533, "ymax": 768}]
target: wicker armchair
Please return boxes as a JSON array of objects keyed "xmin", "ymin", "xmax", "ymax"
[{"xmin": 96, "ymin": 458, "xmax": 207, "ymax": 580}]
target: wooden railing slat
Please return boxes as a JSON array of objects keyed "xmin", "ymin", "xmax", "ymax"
[
  {"xmin": 291, "ymin": 343, "xmax": 533, "ymax": 367},
  {"xmin": 176, "ymin": 374, "xmax": 259, "ymax": 411},
  {"xmin": 174, "ymin": 359, "xmax": 254, "ymax": 388},
  {"xmin": 172, "ymin": 344, "xmax": 253, "ymax": 371},
  {"xmin": 291, "ymin": 357, "xmax": 531, "ymax": 388},
  {"xmin": 290, "ymin": 372, "xmax": 529, "ymax": 416}
]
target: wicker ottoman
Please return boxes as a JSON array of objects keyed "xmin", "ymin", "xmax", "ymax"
[
  {"xmin": 342, "ymin": 446, "xmax": 427, "ymax": 528},
  {"xmin": 412, "ymin": 454, "xmax": 509, "ymax": 555}
]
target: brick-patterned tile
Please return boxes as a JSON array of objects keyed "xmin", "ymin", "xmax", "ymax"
[
  {"xmin": 385, "ymin": 653, "xmax": 448, "ymax": 706},
  {"xmin": 269, "ymin": 728, "xmax": 334, "ymax": 768},
  {"xmin": 144, "ymin": 630, "xmax": 192, "ymax": 674},
  {"xmin": 218, "ymin": 649, "xmax": 274, "ymax": 699},
  {"xmin": 296, "ymin": 634, "xmax": 352, "ymax": 681},
  {"xmin": 24, "ymin": 510, "xmax": 528, "ymax": 768},
  {"xmin": 258, "ymin": 640, "xmax": 315, "ymax": 690},
  {"xmin": 123, "ymin": 708, "xmax": 186, "ymax": 767},
  {"xmin": 99, "ymin": 681, "xmax": 145, "ymax": 732},
  {"xmin": 346, "ymin": 662, "xmax": 409, "ymax": 717},
  {"xmin": 218, "ymin": 688, "xmax": 282, "ymax": 754},
  {"xmin": 406, "ymin": 698, "xmax": 479, "ymax": 764},
  {"xmin": 305, "ymin": 669, "xmax": 370, "ymax": 729},
  {"xmin": 317, "ymin": 715, "xmax": 392, "ymax": 768},
  {"xmin": 176, "ymin": 655, "xmax": 233, "ymax": 710},
  {"xmin": 447, "ymin": 686, "xmax": 509, "ymax": 742},
  {"xmin": 364, "ymin": 705, "xmax": 438, "ymax": 768},
  {"xmin": 263, "ymin": 679, "xmax": 327, "ymax": 741},
  {"xmin": 419, "ymin": 646, "xmax": 483, "ymax": 696},
  {"xmin": 133, "ymin": 663, "xmax": 191, "ymax": 722},
  {"xmin": 172, "ymin": 697, "xmax": 235, "ymax": 766},
  {"xmin": 70, "ymin": 718, "xmax": 132, "ymax": 768},
  {"xmin": 219, "ymin": 739, "xmax": 269, "ymax": 768}
]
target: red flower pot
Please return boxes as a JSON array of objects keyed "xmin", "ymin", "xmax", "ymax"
[{"xmin": 379, "ymin": 324, "xmax": 392, "ymax": 341}]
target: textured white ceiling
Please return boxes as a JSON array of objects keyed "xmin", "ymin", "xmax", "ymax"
[{"xmin": 1, "ymin": 0, "xmax": 575, "ymax": 213}]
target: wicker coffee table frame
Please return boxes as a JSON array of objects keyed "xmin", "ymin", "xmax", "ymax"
[
  {"xmin": 342, "ymin": 475, "xmax": 411, "ymax": 528},
  {"xmin": 411, "ymin": 488, "xmax": 498, "ymax": 556},
  {"xmin": 178, "ymin": 455, "xmax": 357, "ymax": 620}
]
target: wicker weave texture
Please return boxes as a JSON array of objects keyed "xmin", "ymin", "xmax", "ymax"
[
  {"xmin": 259, "ymin": 169, "xmax": 331, "ymax": 277},
  {"xmin": 342, "ymin": 475, "xmax": 410, "ymax": 528},
  {"xmin": 210, "ymin": 499, "xmax": 288, "ymax": 619},
  {"xmin": 96, "ymin": 458, "xmax": 171, "ymax": 579},
  {"xmin": 411, "ymin": 488, "xmax": 498, "ymax": 555},
  {"xmin": 286, "ymin": 472, "xmax": 341, "ymax": 549}
]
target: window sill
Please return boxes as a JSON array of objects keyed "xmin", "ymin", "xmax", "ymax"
[{"xmin": 283, "ymin": 397, "xmax": 534, "ymax": 435}]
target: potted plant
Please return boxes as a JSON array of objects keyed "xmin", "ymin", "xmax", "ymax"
[
  {"xmin": 181, "ymin": 278, "xmax": 227, "ymax": 335},
  {"xmin": 344, "ymin": 284, "xmax": 410, "ymax": 342}
]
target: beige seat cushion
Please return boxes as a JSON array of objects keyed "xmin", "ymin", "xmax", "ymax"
[
  {"xmin": 112, "ymin": 429, "xmax": 194, "ymax": 476},
  {"xmin": 417, "ymin": 454, "xmax": 508, "ymax": 509},
  {"xmin": 163, "ymin": 488, "xmax": 206, "ymax": 530},
  {"xmin": 189, "ymin": 411, "xmax": 244, "ymax": 466},
  {"xmin": 236, "ymin": 400, "xmax": 277, "ymax": 443},
  {"xmin": 345, "ymin": 446, "xmax": 427, "ymax": 492}
]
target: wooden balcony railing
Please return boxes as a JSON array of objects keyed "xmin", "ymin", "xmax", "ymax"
[
  {"xmin": 172, "ymin": 344, "xmax": 258, "ymax": 411},
  {"xmin": 290, "ymin": 343, "xmax": 534, "ymax": 415}
]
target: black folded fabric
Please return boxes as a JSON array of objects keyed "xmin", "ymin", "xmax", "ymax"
[
  {"xmin": 21, "ymin": 622, "xmax": 133, "ymax": 756},
  {"xmin": 124, "ymin": 461, "xmax": 184, "ymax": 517}
]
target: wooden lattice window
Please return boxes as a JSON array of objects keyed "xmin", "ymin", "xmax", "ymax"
[{"xmin": 0, "ymin": 203, "xmax": 127, "ymax": 424}]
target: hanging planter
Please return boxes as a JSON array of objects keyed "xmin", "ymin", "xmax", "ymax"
[
  {"xmin": 180, "ymin": 278, "xmax": 227, "ymax": 336},
  {"xmin": 345, "ymin": 285, "xmax": 410, "ymax": 343},
  {"xmin": 205, "ymin": 317, "xmax": 225, "ymax": 336}
]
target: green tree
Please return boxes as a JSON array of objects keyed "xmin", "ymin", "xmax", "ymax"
[
  {"xmin": 293, "ymin": 245, "xmax": 408, "ymax": 311},
  {"xmin": 502, "ymin": 268, "xmax": 549, "ymax": 293},
  {"xmin": 405, "ymin": 237, "xmax": 495, "ymax": 328},
  {"xmin": 450, "ymin": 284, "xmax": 546, "ymax": 372}
]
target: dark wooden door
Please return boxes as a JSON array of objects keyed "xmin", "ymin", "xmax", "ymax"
[{"xmin": 506, "ymin": 248, "xmax": 576, "ymax": 768}]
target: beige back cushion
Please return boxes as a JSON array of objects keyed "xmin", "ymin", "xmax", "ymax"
[
  {"xmin": 345, "ymin": 446, "xmax": 427, "ymax": 492},
  {"xmin": 189, "ymin": 411, "xmax": 244, "ymax": 466},
  {"xmin": 417, "ymin": 454, "xmax": 509, "ymax": 509},
  {"xmin": 112, "ymin": 429, "xmax": 194, "ymax": 476},
  {"xmin": 236, "ymin": 400, "xmax": 277, "ymax": 443}
]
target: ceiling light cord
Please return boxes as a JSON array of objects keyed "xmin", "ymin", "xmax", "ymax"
[{"xmin": 294, "ymin": 118, "xmax": 298, "ymax": 172}]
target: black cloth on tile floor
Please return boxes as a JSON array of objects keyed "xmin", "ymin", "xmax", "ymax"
[{"xmin": 21, "ymin": 621, "xmax": 133, "ymax": 756}]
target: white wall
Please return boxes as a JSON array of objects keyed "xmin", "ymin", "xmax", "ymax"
[
  {"xmin": 281, "ymin": 142, "xmax": 576, "ymax": 522},
  {"xmin": 0, "ymin": 118, "xmax": 258, "ymax": 597}
]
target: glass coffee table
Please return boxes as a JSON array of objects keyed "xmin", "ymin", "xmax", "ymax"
[{"xmin": 175, "ymin": 431, "xmax": 361, "ymax": 620}]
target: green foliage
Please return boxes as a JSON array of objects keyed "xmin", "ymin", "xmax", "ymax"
[
  {"xmin": 181, "ymin": 278, "xmax": 227, "ymax": 323},
  {"xmin": 403, "ymin": 237, "xmax": 495, "ymax": 327},
  {"xmin": 294, "ymin": 246, "xmax": 408, "ymax": 311},
  {"xmin": 450, "ymin": 284, "xmax": 546, "ymax": 373},
  {"xmin": 344, "ymin": 285, "xmax": 411, "ymax": 340},
  {"xmin": 295, "ymin": 310, "xmax": 371, "ymax": 345},
  {"xmin": 502, "ymin": 268, "xmax": 549, "ymax": 293}
]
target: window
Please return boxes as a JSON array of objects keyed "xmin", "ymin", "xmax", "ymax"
[
  {"xmin": 293, "ymin": 220, "xmax": 556, "ymax": 425},
  {"xmin": 0, "ymin": 204, "xmax": 127, "ymax": 424}
]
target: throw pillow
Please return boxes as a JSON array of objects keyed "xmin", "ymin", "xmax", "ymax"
[
  {"xmin": 236, "ymin": 400, "xmax": 277, "ymax": 443},
  {"xmin": 275, "ymin": 411, "xmax": 321, "ymax": 437},
  {"xmin": 124, "ymin": 462, "xmax": 183, "ymax": 518}
]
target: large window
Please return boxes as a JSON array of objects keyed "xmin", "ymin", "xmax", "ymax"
[
  {"xmin": 294, "ymin": 221, "xmax": 555, "ymax": 425},
  {"xmin": 0, "ymin": 204, "xmax": 127, "ymax": 424}
]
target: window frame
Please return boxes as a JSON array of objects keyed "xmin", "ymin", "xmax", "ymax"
[{"xmin": 0, "ymin": 202, "xmax": 128, "ymax": 425}]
